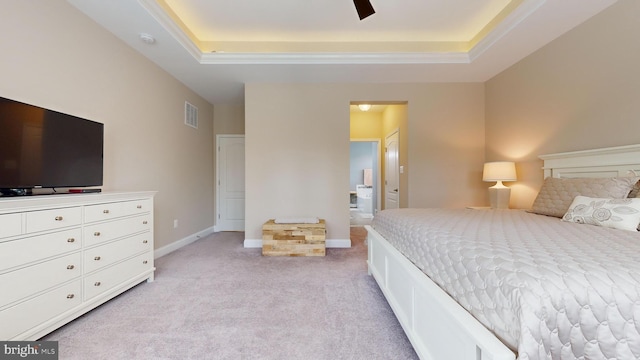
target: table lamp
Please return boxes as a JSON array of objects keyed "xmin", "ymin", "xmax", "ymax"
[{"xmin": 483, "ymin": 161, "xmax": 517, "ymax": 209}]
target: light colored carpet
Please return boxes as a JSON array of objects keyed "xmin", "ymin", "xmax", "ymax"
[{"xmin": 43, "ymin": 228, "xmax": 418, "ymax": 359}]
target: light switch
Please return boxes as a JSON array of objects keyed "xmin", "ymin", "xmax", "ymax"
[{"xmin": 400, "ymin": 166, "xmax": 404, "ymax": 174}]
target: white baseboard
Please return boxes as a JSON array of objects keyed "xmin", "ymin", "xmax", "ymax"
[
  {"xmin": 213, "ymin": 225, "xmax": 244, "ymax": 232},
  {"xmin": 243, "ymin": 239, "xmax": 263, "ymax": 248},
  {"xmin": 244, "ymin": 238, "xmax": 351, "ymax": 248},
  {"xmin": 326, "ymin": 239, "xmax": 351, "ymax": 248},
  {"xmin": 155, "ymin": 226, "xmax": 215, "ymax": 259}
]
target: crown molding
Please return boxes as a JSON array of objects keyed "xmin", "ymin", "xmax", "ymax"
[
  {"xmin": 468, "ymin": 0, "xmax": 546, "ymax": 61},
  {"xmin": 198, "ymin": 51, "xmax": 470, "ymax": 65},
  {"xmin": 138, "ymin": 0, "xmax": 202, "ymax": 59}
]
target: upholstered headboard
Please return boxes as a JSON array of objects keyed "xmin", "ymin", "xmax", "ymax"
[{"xmin": 539, "ymin": 144, "xmax": 640, "ymax": 179}]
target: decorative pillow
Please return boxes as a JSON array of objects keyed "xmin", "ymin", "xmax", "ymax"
[
  {"xmin": 530, "ymin": 176, "xmax": 639, "ymax": 218},
  {"xmin": 562, "ymin": 196, "xmax": 640, "ymax": 231}
]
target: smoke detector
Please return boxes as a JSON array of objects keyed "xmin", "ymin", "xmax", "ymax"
[{"xmin": 139, "ymin": 33, "xmax": 156, "ymax": 45}]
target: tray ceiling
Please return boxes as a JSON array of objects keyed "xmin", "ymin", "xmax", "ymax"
[{"xmin": 67, "ymin": 0, "xmax": 617, "ymax": 103}]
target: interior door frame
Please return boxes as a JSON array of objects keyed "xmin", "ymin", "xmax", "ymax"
[
  {"xmin": 384, "ymin": 129, "xmax": 400, "ymax": 210},
  {"xmin": 350, "ymin": 138, "xmax": 382, "ymax": 214},
  {"xmin": 215, "ymin": 134, "xmax": 245, "ymax": 232}
]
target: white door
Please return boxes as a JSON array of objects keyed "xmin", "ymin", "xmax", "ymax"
[
  {"xmin": 384, "ymin": 130, "xmax": 399, "ymax": 209},
  {"xmin": 217, "ymin": 135, "xmax": 245, "ymax": 231}
]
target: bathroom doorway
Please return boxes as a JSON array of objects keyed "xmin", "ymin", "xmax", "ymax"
[
  {"xmin": 349, "ymin": 140, "xmax": 379, "ymax": 226},
  {"xmin": 349, "ymin": 101, "xmax": 407, "ymax": 226}
]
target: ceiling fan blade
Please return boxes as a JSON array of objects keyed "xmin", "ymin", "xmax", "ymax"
[{"xmin": 353, "ymin": 0, "xmax": 375, "ymax": 20}]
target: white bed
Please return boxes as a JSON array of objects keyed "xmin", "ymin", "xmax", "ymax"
[{"xmin": 365, "ymin": 144, "xmax": 640, "ymax": 360}]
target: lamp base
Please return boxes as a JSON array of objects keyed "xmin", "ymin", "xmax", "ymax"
[{"xmin": 488, "ymin": 186, "xmax": 511, "ymax": 209}]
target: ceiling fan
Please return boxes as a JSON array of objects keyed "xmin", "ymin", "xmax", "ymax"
[{"xmin": 353, "ymin": 0, "xmax": 375, "ymax": 20}]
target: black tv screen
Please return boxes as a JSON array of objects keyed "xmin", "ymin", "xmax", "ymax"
[{"xmin": 0, "ymin": 97, "xmax": 103, "ymax": 194}]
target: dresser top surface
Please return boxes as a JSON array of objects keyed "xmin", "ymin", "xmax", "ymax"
[{"xmin": 0, "ymin": 191, "xmax": 157, "ymax": 213}]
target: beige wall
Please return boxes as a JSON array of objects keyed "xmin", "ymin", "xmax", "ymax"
[
  {"xmin": 245, "ymin": 83, "xmax": 486, "ymax": 241},
  {"xmin": 0, "ymin": 1, "xmax": 215, "ymax": 250},
  {"xmin": 214, "ymin": 104, "xmax": 245, "ymax": 136},
  {"xmin": 485, "ymin": 0, "xmax": 640, "ymax": 209}
]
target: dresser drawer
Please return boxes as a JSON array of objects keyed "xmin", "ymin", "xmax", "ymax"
[
  {"xmin": 0, "ymin": 213, "xmax": 22, "ymax": 239},
  {"xmin": 0, "ymin": 229, "xmax": 81, "ymax": 273},
  {"xmin": 25, "ymin": 207, "xmax": 82, "ymax": 233},
  {"xmin": 0, "ymin": 280, "xmax": 82, "ymax": 340},
  {"xmin": 84, "ymin": 252, "xmax": 153, "ymax": 300},
  {"xmin": 84, "ymin": 233, "xmax": 152, "ymax": 274},
  {"xmin": 0, "ymin": 253, "xmax": 81, "ymax": 308},
  {"xmin": 83, "ymin": 215, "xmax": 151, "ymax": 247},
  {"xmin": 84, "ymin": 199, "xmax": 152, "ymax": 223}
]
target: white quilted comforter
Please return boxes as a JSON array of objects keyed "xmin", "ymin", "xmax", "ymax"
[{"xmin": 372, "ymin": 208, "xmax": 640, "ymax": 360}]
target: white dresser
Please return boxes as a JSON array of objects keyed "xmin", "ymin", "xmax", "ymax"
[{"xmin": 0, "ymin": 191, "xmax": 156, "ymax": 340}]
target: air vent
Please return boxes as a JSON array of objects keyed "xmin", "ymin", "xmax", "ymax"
[{"xmin": 184, "ymin": 101, "xmax": 198, "ymax": 129}]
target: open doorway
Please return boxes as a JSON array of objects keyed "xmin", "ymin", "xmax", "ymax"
[
  {"xmin": 350, "ymin": 140, "xmax": 379, "ymax": 226},
  {"xmin": 349, "ymin": 102, "xmax": 408, "ymax": 226}
]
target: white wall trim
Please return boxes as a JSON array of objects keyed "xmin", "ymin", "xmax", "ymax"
[
  {"xmin": 200, "ymin": 52, "xmax": 470, "ymax": 65},
  {"xmin": 468, "ymin": 0, "xmax": 546, "ymax": 61},
  {"xmin": 244, "ymin": 238, "xmax": 352, "ymax": 249},
  {"xmin": 138, "ymin": 0, "xmax": 202, "ymax": 60},
  {"xmin": 326, "ymin": 239, "xmax": 352, "ymax": 248},
  {"xmin": 155, "ymin": 226, "xmax": 215, "ymax": 259},
  {"xmin": 243, "ymin": 239, "xmax": 263, "ymax": 248}
]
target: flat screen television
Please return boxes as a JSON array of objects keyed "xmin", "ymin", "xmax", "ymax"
[{"xmin": 0, "ymin": 97, "xmax": 104, "ymax": 196}]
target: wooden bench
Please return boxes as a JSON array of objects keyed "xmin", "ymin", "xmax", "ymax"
[{"xmin": 262, "ymin": 219, "xmax": 326, "ymax": 256}]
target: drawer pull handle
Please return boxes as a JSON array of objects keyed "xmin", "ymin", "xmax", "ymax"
[
  {"xmin": 103, "ymin": 209, "xmax": 110, "ymax": 214},
  {"xmin": 143, "ymin": 220, "xmax": 148, "ymax": 225},
  {"xmin": 94, "ymin": 232, "xmax": 101, "ymax": 236},
  {"xmin": 143, "ymin": 240, "xmax": 148, "ymax": 244},
  {"xmin": 67, "ymin": 265, "xmax": 75, "ymax": 270},
  {"xmin": 137, "ymin": 205, "xmax": 143, "ymax": 209},
  {"xmin": 55, "ymin": 216, "xmax": 64, "ymax": 221},
  {"xmin": 67, "ymin": 294, "xmax": 75, "ymax": 299},
  {"xmin": 94, "ymin": 282, "xmax": 101, "ymax": 287},
  {"xmin": 67, "ymin": 238, "xmax": 75, "ymax": 243},
  {"xmin": 94, "ymin": 256, "xmax": 101, "ymax": 261},
  {"xmin": 143, "ymin": 260, "xmax": 148, "ymax": 264}
]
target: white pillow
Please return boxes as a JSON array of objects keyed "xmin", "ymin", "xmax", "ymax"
[{"xmin": 562, "ymin": 196, "xmax": 640, "ymax": 231}]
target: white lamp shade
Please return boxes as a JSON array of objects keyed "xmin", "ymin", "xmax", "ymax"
[{"xmin": 483, "ymin": 161, "xmax": 517, "ymax": 182}]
